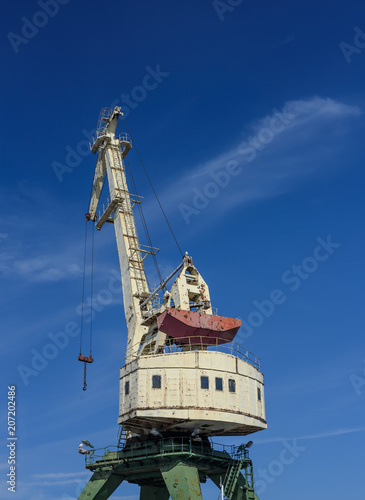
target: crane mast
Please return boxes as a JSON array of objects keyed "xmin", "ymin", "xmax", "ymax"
[
  {"xmin": 78, "ymin": 107, "xmax": 267, "ymax": 500},
  {"xmin": 87, "ymin": 107, "xmax": 151, "ymax": 361}
]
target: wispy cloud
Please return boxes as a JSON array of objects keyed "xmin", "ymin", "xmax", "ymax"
[
  {"xmin": 12, "ymin": 255, "xmax": 82, "ymax": 282},
  {"xmin": 256, "ymin": 426, "xmax": 365, "ymax": 444},
  {"xmin": 0, "ymin": 236, "xmax": 84, "ymax": 283},
  {"xmin": 33, "ymin": 472, "xmax": 90, "ymax": 479},
  {"xmin": 151, "ymin": 96, "xmax": 361, "ymax": 225},
  {"xmin": 30, "ymin": 479, "xmax": 86, "ymax": 486},
  {"xmin": 28, "ymin": 471, "xmax": 138, "ymax": 499}
]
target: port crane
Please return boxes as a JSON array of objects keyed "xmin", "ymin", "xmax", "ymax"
[{"xmin": 77, "ymin": 107, "xmax": 266, "ymax": 499}]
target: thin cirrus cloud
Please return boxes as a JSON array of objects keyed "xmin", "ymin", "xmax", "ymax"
[
  {"xmin": 32, "ymin": 472, "xmax": 90, "ymax": 479},
  {"xmin": 255, "ymin": 426, "xmax": 365, "ymax": 444},
  {"xmin": 12, "ymin": 255, "xmax": 81, "ymax": 282},
  {"xmin": 159, "ymin": 96, "xmax": 361, "ymax": 219},
  {"xmin": 0, "ymin": 243, "xmax": 83, "ymax": 283}
]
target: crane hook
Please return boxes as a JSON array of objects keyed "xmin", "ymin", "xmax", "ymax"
[{"xmin": 78, "ymin": 355, "xmax": 94, "ymax": 391}]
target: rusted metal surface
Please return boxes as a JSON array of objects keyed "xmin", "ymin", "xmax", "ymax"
[
  {"xmin": 161, "ymin": 462, "xmax": 203, "ymax": 500},
  {"xmin": 78, "ymin": 355, "xmax": 94, "ymax": 363},
  {"xmin": 78, "ymin": 355, "xmax": 94, "ymax": 391},
  {"xmin": 157, "ymin": 308, "xmax": 242, "ymax": 345}
]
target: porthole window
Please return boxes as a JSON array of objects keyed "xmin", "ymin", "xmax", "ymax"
[
  {"xmin": 201, "ymin": 376, "xmax": 209, "ymax": 389},
  {"xmin": 228, "ymin": 379, "xmax": 236, "ymax": 393},
  {"xmin": 152, "ymin": 375, "xmax": 161, "ymax": 389},
  {"xmin": 257, "ymin": 387, "xmax": 261, "ymax": 401},
  {"xmin": 125, "ymin": 381, "xmax": 129, "ymax": 395},
  {"xmin": 215, "ymin": 377, "xmax": 223, "ymax": 391}
]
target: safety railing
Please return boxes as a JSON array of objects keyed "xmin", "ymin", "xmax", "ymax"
[
  {"xmin": 85, "ymin": 436, "xmax": 250, "ymax": 468},
  {"xmin": 131, "ymin": 336, "xmax": 260, "ymax": 370},
  {"xmin": 96, "ymin": 191, "xmax": 143, "ymax": 224},
  {"xmin": 96, "ymin": 195, "xmax": 111, "ymax": 223},
  {"xmin": 89, "ymin": 107, "xmax": 112, "ymax": 149},
  {"xmin": 89, "ymin": 107, "xmax": 131, "ymax": 151},
  {"xmin": 119, "ymin": 132, "xmax": 131, "ymax": 145}
]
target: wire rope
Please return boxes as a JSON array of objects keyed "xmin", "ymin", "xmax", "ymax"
[
  {"xmin": 121, "ymin": 116, "xmax": 183, "ymax": 258},
  {"xmin": 79, "ymin": 220, "xmax": 88, "ymax": 355},
  {"xmin": 89, "ymin": 222, "xmax": 94, "ymax": 356},
  {"xmin": 125, "ymin": 155, "xmax": 164, "ymax": 289}
]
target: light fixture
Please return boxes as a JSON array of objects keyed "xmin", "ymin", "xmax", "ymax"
[{"xmin": 82, "ymin": 439, "xmax": 94, "ymax": 448}]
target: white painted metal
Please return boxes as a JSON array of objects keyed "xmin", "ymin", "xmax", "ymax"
[
  {"xmin": 118, "ymin": 350, "xmax": 266, "ymax": 436},
  {"xmin": 88, "ymin": 106, "xmax": 267, "ymax": 438},
  {"xmin": 166, "ymin": 260, "xmax": 213, "ymax": 314},
  {"xmin": 89, "ymin": 107, "xmax": 149, "ymax": 362}
]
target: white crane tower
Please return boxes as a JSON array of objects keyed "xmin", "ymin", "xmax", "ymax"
[{"xmin": 77, "ymin": 106, "xmax": 267, "ymax": 500}]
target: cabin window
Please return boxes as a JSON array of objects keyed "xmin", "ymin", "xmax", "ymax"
[
  {"xmin": 215, "ymin": 377, "xmax": 223, "ymax": 391},
  {"xmin": 257, "ymin": 387, "xmax": 261, "ymax": 401},
  {"xmin": 152, "ymin": 375, "xmax": 161, "ymax": 389},
  {"xmin": 125, "ymin": 381, "xmax": 129, "ymax": 395},
  {"xmin": 201, "ymin": 376, "xmax": 209, "ymax": 389},
  {"xmin": 228, "ymin": 379, "xmax": 236, "ymax": 393}
]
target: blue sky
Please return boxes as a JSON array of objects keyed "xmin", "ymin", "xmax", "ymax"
[{"xmin": 1, "ymin": 0, "xmax": 365, "ymax": 498}]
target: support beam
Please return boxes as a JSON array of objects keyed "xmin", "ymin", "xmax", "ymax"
[
  {"xmin": 210, "ymin": 473, "xmax": 260, "ymax": 500},
  {"xmin": 78, "ymin": 470, "xmax": 124, "ymax": 499},
  {"xmin": 161, "ymin": 461, "xmax": 203, "ymax": 500},
  {"xmin": 77, "ymin": 438, "xmax": 261, "ymax": 500},
  {"xmin": 95, "ymin": 197, "xmax": 122, "ymax": 230},
  {"xmin": 140, "ymin": 485, "xmax": 170, "ymax": 500}
]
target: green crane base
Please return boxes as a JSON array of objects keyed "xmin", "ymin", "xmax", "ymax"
[{"xmin": 78, "ymin": 436, "xmax": 260, "ymax": 500}]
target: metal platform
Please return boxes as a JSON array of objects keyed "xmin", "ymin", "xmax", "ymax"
[{"xmin": 78, "ymin": 436, "xmax": 260, "ymax": 499}]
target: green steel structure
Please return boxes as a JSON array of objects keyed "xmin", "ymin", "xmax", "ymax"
[{"xmin": 78, "ymin": 436, "xmax": 260, "ymax": 500}]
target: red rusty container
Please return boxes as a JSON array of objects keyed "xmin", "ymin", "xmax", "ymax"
[{"xmin": 157, "ymin": 308, "xmax": 241, "ymax": 345}]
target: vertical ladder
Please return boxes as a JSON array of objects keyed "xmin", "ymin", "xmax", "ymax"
[
  {"xmin": 117, "ymin": 426, "xmax": 127, "ymax": 448},
  {"xmin": 111, "ymin": 147, "xmax": 147, "ymax": 298}
]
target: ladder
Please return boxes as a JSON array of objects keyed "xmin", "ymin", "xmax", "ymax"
[
  {"xmin": 111, "ymin": 146, "xmax": 147, "ymax": 297},
  {"xmin": 223, "ymin": 458, "xmax": 245, "ymax": 499},
  {"xmin": 117, "ymin": 426, "xmax": 127, "ymax": 448}
]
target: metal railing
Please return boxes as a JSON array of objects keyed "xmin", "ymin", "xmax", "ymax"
[
  {"xmin": 96, "ymin": 191, "xmax": 143, "ymax": 224},
  {"xmin": 89, "ymin": 107, "xmax": 113, "ymax": 149},
  {"xmin": 131, "ymin": 336, "xmax": 260, "ymax": 370},
  {"xmin": 119, "ymin": 132, "xmax": 131, "ymax": 145},
  {"xmin": 96, "ymin": 195, "xmax": 111, "ymax": 223},
  {"xmin": 85, "ymin": 436, "xmax": 250, "ymax": 468},
  {"xmin": 89, "ymin": 107, "xmax": 131, "ymax": 150}
]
